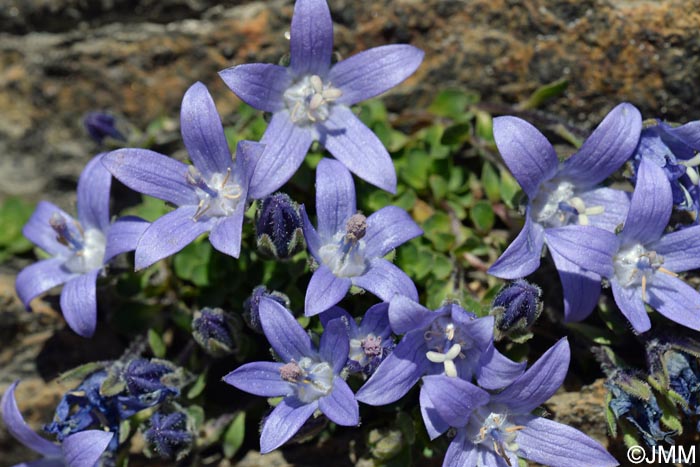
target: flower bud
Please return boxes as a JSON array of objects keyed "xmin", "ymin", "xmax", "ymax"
[
  {"xmin": 84, "ymin": 112, "xmax": 125, "ymax": 144},
  {"xmin": 143, "ymin": 411, "xmax": 194, "ymax": 461},
  {"xmin": 255, "ymin": 193, "xmax": 305, "ymax": 260},
  {"xmin": 191, "ymin": 307, "xmax": 240, "ymax": 357},
  {"xmin": 243, "ymin": 285, "xmax": 291, "ymax": 334},
  {"xmin": 491, "ymin": 279, "xmax": 542, "ymax": 340}
]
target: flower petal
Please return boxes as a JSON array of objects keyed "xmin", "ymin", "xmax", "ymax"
[
  {"xmin": 102, "ymin": 149, "xmax": 197, "ymax": 206},
  {"xmin": 419, "ymin": 384, "xmax": 449, "ymax": 440},
  {"xmin": 289, "ymin": 0, "xmax": 333, "ymax": 76},
  {"xmin": 488, "ymin": 213, "xmax": 545, "ymax": 279},
  {"xmin": 208, "ymin": 205, "xmax": 245, "ymax": 258},
  {"xmin": 1, "ymin": 381, "xmax": 61, "ymax": 457},
  {"xmin": 259, "ymin": 297, "xmax": 313, "ymax": 362},
  {"xmin": 545, "ymin": 226, "xmax": 617, "ymax": 277},
  {"xmin": 444, "ymin": 431, "xmax": 480, "ymax": 467},
  {"xmin": 492, "ymin": 116, "xmax": 558, "ymax": 198},
  {"xmin": 516, "ymin": 416, "xmax": 618, "ymax": 467},
  {"xmin": 559, "ymin": 102, "xmax": 642, "ymax": 187},
  {"xmin": 421, "ymin": 374, "xmax": 489, "ymax": 428},
  {"xmin": 22, "ymin": 201, "xmax": 72, "ymax": 256},
  {"xmin": 329, "ymin": 44, "xmax": 424, "ymax": 106},
  {"xmin": 650, "ymin": 225, "xmax": 700, "ymax": 272},
  {"xmin": 359, "ymin": 303, "xmax": 391, "ymax": 338},
  {"xmin": 647, "ymin": 273, "xmax": 700, "ymax": 331},
  {"xmin": 223, "ymin": 361, "xmax": 290, "ymax": 397},
  {"xmin": 353, "ymin": 258, "xmax": 418, "ymax": 303},
  {"xmin": 260, "ymin": 397, "xmax": 317, "ymax": 454},
  {"xmin": 304, "ymin": 265, "xmax": 352, "ymax": 317},
  {"xmin": 104, "ymin": 216, "xmax": 149, "ymax": 263},
  {"xmin": 181, "ymin": 82, "xmax": 233, "ymax": 178},
  {"xmin": 134, "ymin": 206, "xmax": 213, "ymax": 270},
  {"xmin": 319, "ymin": 106, "xmax": 397, "ymax": 193},
  {"xmin": 319, "ymin": 318, "xmax": 350, "ymax": 374},
  {"xmin": 318, "ymin": 378, "xmax": 358, "ymax": 426},
  {"xmin": 388, "ymin": 295, "xmax": 435, "ymax": 335},
  {"xmin": 77, "ymin": 154, "xmax": 112, "ymax": 232},
  {"xmin": 15, "ymin": 258, "xmax": 75, "ymax": 310},
  {"xmin": 315, "ymin": 158, "xmax": 356, "ymax": 239},
  {"xmin": 318, "ymin": 306, "xmax": 358, "ymax": 335},
  {"xmin": 491, "ymin": 338, "xmax": 570, "ymax": 413},
  {"xmin": 476, "ymin": 343, "xmax": 527, "ymax": 390},
  {"xmin": 249, "ymin": 111, "xmax": 314, "ymax": 199},
  {"xmin": 355, "ymin": 329, "xmax": 428, "ymax": 405},
  {"xmin": 218, "ymin": 63, "xmax": 290, "ymax": 112},
  {"xmin": 621, "ymin": 157, "xmax": 672, "ymax": 244},
  {"xmin": 60, "ymin": 269, "xmax": 99, "ymax": 338},
  {"xmin": 364, "ymin": 206, "xmax": 422, "ymax": 258},
  {"xmin": 611, "ymin": 280, "xmax": 650, "ymax": 333},
  {"xmin": 62, "ymin": 430, "xmax": 113, "ymax": 467},
  {"xmin": 577, "ymin": 187, "xmax": 630, "ymax": 232}
]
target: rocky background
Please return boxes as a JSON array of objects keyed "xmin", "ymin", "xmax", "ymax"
[{"xmin": 1, "ymin": 0, "xmax": 700, "ymax": 465}]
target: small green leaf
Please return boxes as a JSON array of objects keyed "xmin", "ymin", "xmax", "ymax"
[
  {"xmin": 428, "ymin": 89, "xmax": 479, "ymax": 119},
  {"xmin": 441, "ymin": 123, "xmax": 471, "ymax": 146},
  {"xmin": 223, "ymin": 411, "xmax": 246, "ymax": 458},
  {"xmin": 121, "ymin": 195, "xmax": 169, "ymax": 222},
  {"xmin": 500, "ymin": 170, "xmax": 521, "ymax": 209},
  {"xmin": 148, "ymin": 329, "xmax": 166, "ymax": 358},
  {"xmin": 187, "ymin": 371, "xmax": 207, "ymax": 399},
  {"xmin": 518, "ymin": 78, "xmax": 568, "ymax": 110},
  {"xmin": 173, "ymin": 241, "xmax": 212, "ymax": 286},
  {"xmin": 429, "ymin": 175, "xmax": 448, "ymax": 201},
  {"xmin": 470, "ymin": 201, "xmax": 495, "ymax": 232},
  {"xmin": 475, "ymin": 110, "xmax": 494, "ymax": 142},
  {"xmin": 481, "ymin": 163, "xmax": 500, "ymax": 203}
]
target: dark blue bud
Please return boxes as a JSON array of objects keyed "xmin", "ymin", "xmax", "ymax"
[
  {"xmin": 492, "ymin": 279, "xmax": 542, "ymax": 334},
  {"xmin": 255, "ymin": 193, "xmax": 305, "ymax": 260},
  {"xmin": 243, "ymin": 285, "xmax": 291, "ymax": 334},
  {"xmin": 192, "ymin": 307, "xmax": 239, "ymax": 357},
  {"xmin": 84, "ymin": 112, "xmax": 126, "ymax": 144},
  {"xmin": 122, "ymin": 358, "xmax": 178, "ymax": 396},
  {"xmin": 143, "ymin": 411, "xmax": 194, "ymax": 461}
]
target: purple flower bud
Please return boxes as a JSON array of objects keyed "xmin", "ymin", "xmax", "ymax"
[
  {"xmin": 255, "ymin": 193, "xmax": 305, "ymax": 260},
  {"xmin": 191, "ymin": 307, "xmax": 239, "ymax": 357},
  {"xmin": 143, "ymin": 411, "xmax": 194, "ymax": 461},
  {"xmin": 243, "ymin": 285, "xmax": 291, "ymax": 334},
  {"xmin": 491, "ymin": 279, "xmax": 542, "ymax": 336},
  {"xmin": 84, "ymin": 112, "xmax": 125, "ymax": 144}
]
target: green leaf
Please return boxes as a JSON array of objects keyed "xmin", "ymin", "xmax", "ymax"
[
  {"xmin": 400, "ymin": 149, "xmax": 432, "ymax": 190},
  {"xmin": 173, "ymin": 241, "xmax": 212, "ymax": 286},
  {"xmin": 187, "ymin": 371, "xmax": 207, "ymax": 399},
  {"xmin": 428, "ymin": 89, "xmax": 479, "ymax": 119},
  {"xmin": 499, "ymin": 170, "xmax": 521, "ymax": 209},
  {"xmin": 121, "ymin": 195, "xmax": 168, "ymax": 222},
  {"xmin": 475, "ymin": 110, "xmax": 494, "ymax": 143},
  {"xmin": 429, "ymin": 175, "xmax": 448, "ymax": 201},
  {"xmin": 481, "ymin": 162, "xmax": 500, "ymax": 203},
  {"xmin": 223, "ymin": 411, "xmax": 246, "ymax": 458},
  {"xmin": 186, "ymin": 405, "xmax": 205, "ymax": 430},
  {"xmin": 518, "ymin": 78, "xmax": 569, "ymax": 110},
  {"xmin": 441, "ymin": 123, "xmax": 471, "ymax": 146},
  {"xmin": 148, "ymin": 329, "xmax": 166, "ymax": 358},
  {"xmin": 470, "ymin": 201, "xmax": 495, "ymax": 232},
  {"xmin": 0, "ymin": 197, "xmax": 33, "ymax": 257},
  {"xmin": 605, "ymin": 391, "xmax": 617, "ymax": 437}
]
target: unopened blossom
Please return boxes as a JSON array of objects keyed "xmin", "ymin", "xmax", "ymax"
[
  {"xmin": 489, "ymin": 103, "xmax": 642, "ymax": 322},
  {"xmin": 1, "ymin": 381, "xmax": 113, "ymax": 467},
  {"xmin": 219, "ymin": 0, "xmax": 424, "ymax": 196},
  {"xmin": 143, "ymin": 411, "xmax": 194, "ymax": 461},
  {"xmin": 223, "ymin": 297, "xmax": 359, "ymax": 453},
  {"xmin": 15, "ymin": 154, "xmax": 149, "ymax": 337},
  {"xmin": 424, "ymin": 339, "xmax": 618, "ymax": 467},
  {"xmin": 301, "ymin": 158, "xmax": 421, "ymax": 316},
  {"xmin": 103, "ymin": 82, "xmax": 269, "ymax": 269}
]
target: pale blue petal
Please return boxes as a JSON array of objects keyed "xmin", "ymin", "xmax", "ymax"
[
  {"xmin": 319, "ymin": 318, "xmax": 350, "ymax": 373},
  {"xmin": 476, "ymin": 343, "xmax": 527, "ymax": 390},
  {"xmin": 208, "ymin": 205, "xmax": 246, "ymax": 258},
  {"xmin": 104, "ymin": 216, "xmax": 149, "ymax": 263},
  {"xmin": 419, "ymin": 384, "xmax": 449, "ymax": 440},
  {"xmin": 352, "ymin": 258, "xmax": 418, "ymax": 303},
  {"xmin": 488, "ymin": 213, "xmax": 544, "ymax": 279},
  {"xmin": 218, "ymin": 64, "xmax": 290, "ymax": 112},
  {"xmin": 421, "ymin": 374, "xmax": 489, "ymax": 428},
  {"xmin": 304, "ymin": 265, "xmax": 352, "ymax": 317},
  {"xmin": 610, "ymin": 280, "xmax": 650, "ymax": 333},
  {"xmin": 545, "ymin": 226, "xmax": 617, "ymax": 277},
  {"xmin": 62, "ymin": 430, "xmax": 113, "ymax": 467},
  {"xmin": 22, "ymin": 201, "xmax": 72, "ymax": 256},
  {"xmin": 315, "ymin": 158, "xmax": 356, "ymax": 239},
  {"xmin": 621, "ymin": 157, "xmax": 672, "ymax": 244},
  {"xmin": 300, "ymin": 205, "xmax": 322, "ymax": 259},
  {"xmin": 77, "ymin": 154, "xmax": 112, "ymax": 232},
  {"xmin": 647, "ymin": 273, "xmax": 700, "ymax": 332},
  {"xmin": 289, "ymin": 0, "xmax": 333, "ymax": 76},
  {"xmin": 318, "ymin": 378, "xmax": 358, "ymax": 426},
  {"xmin": 443, "ymin": 431, "xmax": 480, "ymax": 467},
  {"xmin": 649, "ymin": 225, "xmax": 700, "ymax": 273},
  {"xmin": 388, "ymin": 295, "xmax": 435, "ymax": 335},
  {"xmin": 60, "ymin": 269, "xmax": 99, "ymax": 338},
  {"xmin": 15, "ymin": 258, "xmax": 76, "ymax": 310},
  {"xmin": 363, "ymin": 206, "xmax": 422, "ymax": 258},
  {"xmin": 223, "ymin": 362, "xmax": 291, "ymax": 397},
  {"xmin": 578, "ymin": 187, "xmax": 630, "ymax": 232},
  {"xmin": 259, "ymin": 297, "xmax": 313, "ymax": 362},
  {"xmin": 260, "ymin": 398, "xmax": 317, "ymax": 454}
]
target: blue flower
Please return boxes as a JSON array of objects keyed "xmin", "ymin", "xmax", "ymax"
[
  {"xmin": 192, "ymin": 307, "xmax": 239, "ymax": 357},
  {"xmin": 83, "ymin": 112, "xmax": 125, "ymax": 144},
  {"xmin": 1, "ymin": 380, "xmax": 113, "ymax": 467},
  {"xmin": 143, "ymin": 411, "xmax": 194, "ymax": 460},
  {"xmin": 491, "ymin": 279, "xmax": 542, "ymax": 336},
  {"xmin": 255, "ymin": 192, "xmax": 305, "ymax": 260},
  {"xmin": 15, "ymin": 153, "xmax": 149, "ymax": 337},
  {"xmin": 218, "ymin": 0, "xmax": 424, "ymax": 195},
  {"xmin": 301, "ymin": 158, "xmax": 422, "ymax": 316},
  {"xmin": 488, "ymin": 104, "xmax": 642, "ymax": 322},
  {"xmin": 223, "ymin": 297, "xmax": 359, "ymax": 453},
  {"xmin": 102, "ymin": 82, "xmax": 270, "ymax": 269}
]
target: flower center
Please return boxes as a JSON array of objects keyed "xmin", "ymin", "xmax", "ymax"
[
  {"xmin": 279, "ymin": 357, "xmax": 334, "ymax": 404},
  {"xmin": 50, "ymin": 213, "xmax": 106, "ymax": 273},
  {"xmin": 470, "ymin": 408, "xmax": 523, "ymax": 464},
  {"xmin": 424, "ymin": 318, "xmax": 468, "ymax": 377},
  {"xmin": 283, "ymin": 74, "xmax": 342, "ymax": 125},
  {"xmin": 318, "ymin": 213, "xmax": 368, "ymax": 277},
  {"xmin": 613, "ymin": 243, "xmax": 677, "ymax": 299},
  {"xmin": 185, "ymin": 166, "xmax": 242, "ymax": 221},
  {"xmin": 530, "ymin": 179, "xmax": 604, "ymax": 227}
]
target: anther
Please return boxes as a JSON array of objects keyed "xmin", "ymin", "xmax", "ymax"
[{"xmin": 345, "ymin": 213, "xmax": 367, "ymax": 242}]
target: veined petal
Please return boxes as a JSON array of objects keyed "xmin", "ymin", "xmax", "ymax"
[
  {"xmin": 223, "ymin": 362, "xmax": 291, "ymax": 397},
  {"xmin": 259, "ymin": 297, "xmax": 313, "ymax": 361},
  {"xmin": 355, "ymin": 329, "xmax": 428, "ymax": 405},
  {"xmin": 492, "ymin": 116, "xmax": 558, "ymax": 198},
  {"xmin": 1, "ymin": 381, "xmax": 62, "ymax": 457},
  {"xmin": 491, "ymin": 338, "xmax": 570, "ymax": 413},
  {"xmin": 353, "ymin": 258, "xmax": 418, "ymax": 303},
  {"xmin": 60, "ymin": 269, "xmax": 99, "ymax": 338},
  {"xmin": 329, "ymin": 44, "xmax": 424, "ymax": 106},
  {"xmin": 15, "ymin": 258, "xmax": 75, "ymax": 310},
  {"xmin": 300, "ymin": 205, "xmax": 322, "ymax": 259},
  {"xmin": 516, "ymin": 416, "xmax": 619, "ymax": 467},
  {"xmin": 22, "ymin": 201, "xmax": 72, "ymax": 256},
  {"xmin": 649, "ymin": 225, "xmax": 700, "ymax": 272},
  {"xmin": 234, "ymin": 140, "xmax": 266, "ymax": 195},
  {"xmin": 419, "ymin": 385, "xmax": 449, "ymax": 440},
  {"xmin": 320, "ymin": 318, "xmax": 350, "ymax": 373},
  {"xmin": 667, "ymin": 120, "xmax": 700, "ymax": 151},
  {"xmin": 578, "ymin": 187, "xmax": 630, "ymax": 233},
  {"xmin": 360, "ymin": 303, "xmax": 391, "ymax": 338},
  {"xmin": 102, "ymin": 149, "xmax": 197, "ymax": 206},
  {"xmin": 62, "ymin": 430, "xmax": 113, "ymax": 467},
  {"xmin": 208, "ymin": 204, "xmax": 245, "ymax": 258},
  {"xmin": 476, "ymin": 343, "xmax": 527, "ymax": 390},
  {"xmin": 318, "ymin": 378, "xmax": 358, "ymax": 426},
  {"xmin": 621, "ymin": 157, "xmax": 672, "ymax": 244},
  {"xmin": 319, "ymin": 106, "xmax": 397, "ymax": 194},
  {"xmin": 104, "ymin": 216, "xmax": 149, "ymax": 263},
  {"xmin": 457, "ymin": 315, "xmax": 494, "ymax": 351},
  {"xmin": 545, "ymin": 226, "xmax": 617, "ymax": 277},
  {"xmin": 304, "ymin": 265, "xmax": 352, "ymax": 317},
  {"xmin": 249, "ymin": 111, "xmax": 313, "ymax": 199},
  {"xmin": 647, "ymin": 273, "xmax": 700, "ymax": 331},
  {"xmin": 560, "ymin": 102, "xmax": 642, "ymax": 187},
  {"xmin": 388, "ymin": 295, "xmax": 435, "ymax": 335},
  {"xmin": 181, "ymin": 82, "xmax": 233, "ymax": 178},
  {"xmin": 488, "ymin": 214, "xmax": 545, "ymax": 279},
  {"xmin": 134, "ymin": 206, "xmax": 213, "ymax": 270},
  {"xmin": 316, "ymin": 158, "xmax": 356, "ymax": 239},
  {"xmin": 289, "ymin": 0, "xmax": 333, "ymax": 76},
  {"xmin": 611, "ymin": 280, "xmax": 650, "ymax": 333},
  {"xmin": 218, "ymin": 63, "xmax": 290, "ymax": 112},
  {"xmin": 548, "ymin": 242, "xmax": 603, "ymax": 322},
  {"xmin": 421, "ymin": 374, "xmax": 489, "ymax": 428},
  {"xmin": 77, "ymin": 154, "xmax": 112, "ymax": 232},
  {"xmin": 444, "ymin": 431, "xmax": 480, "ymax": 467},
  {"xmin": 260, "ymin": 397, "xmax": 317, "ymax": 454},
  {"xmin": 319, "ymin": 307, "xmax": 358, "ymax": 335},
  {"xmin": 364, "ymin": 206, "xmax": 422, "ymax": 258}
]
